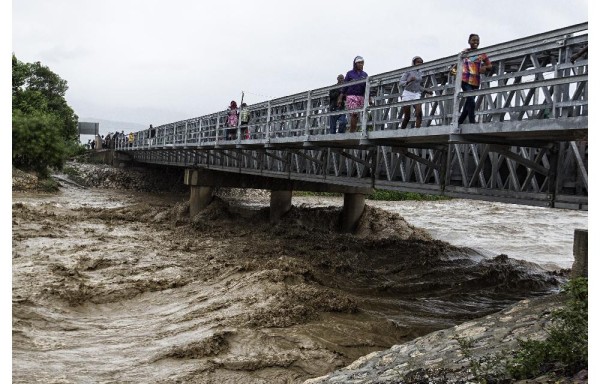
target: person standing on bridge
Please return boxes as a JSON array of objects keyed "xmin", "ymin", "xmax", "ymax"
[
  {"xmin": 457, "ymin": 34, "xmax": 492, "ymax": 125},
  {"xmin": 329, "ymin": 74, "xmax": 347, "ymax": 134},
  {"xmin": 149, "ymin": 124, "xmax": 156, "ymax": 145},
  {"xmin": 338, "ymin": 56, "xmax": 372, "ymax": 133},
  {"xmin": 399, "ymin": 56, "xmax": 433, "ymax": 129},
  {"xmin": 240, "ymin": 103, "xmax": 250, "ymax": 139},
  {"xmin": 226, "ymin": 100, "xmax": 239, "ymax": 140}
]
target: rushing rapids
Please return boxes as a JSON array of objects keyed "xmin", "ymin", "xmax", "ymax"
[{"xmin": 12, "ymin": 163, "xmax": 584, "ymax": 383}]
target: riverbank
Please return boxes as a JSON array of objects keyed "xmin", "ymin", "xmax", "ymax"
[
  {"xmin": 305, "ymin": 292, "xmax": 587, "ymax": 383},
  {"xmin": 12, "ymin": 162, "xmax": 587, "ymax": 383}
]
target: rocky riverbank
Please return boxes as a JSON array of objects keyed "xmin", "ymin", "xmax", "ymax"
[
  {"xmin": 12, "ymin": 161, "xmax": 587, "ymax": 383},
  {"xmin": 304, "ymin": 292, "xmax": 587, "ymax": 383}
]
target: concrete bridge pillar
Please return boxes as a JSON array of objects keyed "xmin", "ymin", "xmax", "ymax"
[
  {"xmin": 190, "ymin": 186, "xmax": 214, "ymax": 218},
  {"xmin": 571, "ymin": 229, "xmax": 588, "ymax": 278},
  {"xmin": 270, "ymin": 190, "xmax": 292, "ymax": 224},
  {"xmin": 340, "ymin": 193, "xmax": 365, "ymax": 233}
]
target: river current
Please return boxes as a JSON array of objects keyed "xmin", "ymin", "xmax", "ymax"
[
  {"xmin": 288, "ymin": 196, "xmax": 587, "ymax": 270},
  {"xmin": 12, "ymin": 184, "xmax": 587, "ymax": 383}
]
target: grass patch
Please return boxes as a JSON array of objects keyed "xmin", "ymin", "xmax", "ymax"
[
  {"xmin": 292, "ymin": 191, "xmax": 342, "ymax": 197},
  {"xmin": 293, "ymin": 190, "xmax": 450, "ymax": 201},
  {"xmin": 62, "ymin": 165, "xmax": 81, "ymax": 178},
  {"xmin": 367, "ymin": 190, "xmax": 450, "ymax": 201},
  {"xmin": 38, "ymin": 178, "xmax": 59, "ymax": 192}
]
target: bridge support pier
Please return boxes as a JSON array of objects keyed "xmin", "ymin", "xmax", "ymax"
[
  {"xmin": 270, "ymin": 190, "xmax": 293, "ymax": 224},
  {"xmin": 190, "ymin": 186, "xmax": 214, "ymax": 218},
  {"xmin": 571, "ymin": 229, "xmax": 588, "ymax": 278},
  {"xmin": 183, "ymin": 168, "xmax": 373, "ymax": 229},
  {"xmin": 340, "ymin": 193, "xmax": 366, "ymax": 233}
]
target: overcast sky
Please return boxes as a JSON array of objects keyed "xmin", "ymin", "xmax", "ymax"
[{"xmin": 11, "ymin": 1, "xmax": 589, "ymax": 127}]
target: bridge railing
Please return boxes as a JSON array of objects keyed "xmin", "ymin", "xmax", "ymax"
[{"xmin": 116, "ymin": 23, "xmax": 587, "ymax": 151}]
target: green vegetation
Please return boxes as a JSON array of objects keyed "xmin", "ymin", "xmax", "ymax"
[
  {"xmin": 293, "ymin": 189, "xmax": 449, "ymax": 201},
  {"xmin": 455, "ymin": 336, "xmax": 508, "ymax": 383},
  {"xmin": 61, "ymin": 165, "xmax": 87, "ymax": 186},
  {"xmin": 292, "ymin": 191, "xmax": 342, "ymax": 197},
  {"xmin": 453, "ymin": 278, "xmax": 588, "ymax": 382},
  {"xmin": 12, "ymin": 54, "xmax": 82, "ymax": 177},
  {"xmin": 61, "ymin": 165, "xmax": 81, "ymax": 178},
  {"xmin": 367, "ymin": 189, "xmax": 449, "ymax": 201},
  {"xmin": 507, "ymin": 277, "xmax": 588, "ymax": 378},
  {"xmin": 37, "ymin": 178, "xmax": 60, "ymax": 192}
]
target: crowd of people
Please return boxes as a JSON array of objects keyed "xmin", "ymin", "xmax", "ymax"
[
  {"xmin": 328, "ymin": 33, "xmax": 491, "ymax": 133},
  {"xmin": 98, "ymin": 33, "xmax": 587, "ymax": 146},
  {"xmin": 86, "ymin": 131, "xmax": 134, "ymax": 149},
  {"xmin": 88, "ymin": 33, "xmax": 496, "ymax": 145},
  {"xmin": 232, "ymin": 32, "xmax": 493, "ymax": 136}
]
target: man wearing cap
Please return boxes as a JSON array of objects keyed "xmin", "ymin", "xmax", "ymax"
[{"xmin": 338, "ymin": 55, "xmax": 371, "ymax": 132}]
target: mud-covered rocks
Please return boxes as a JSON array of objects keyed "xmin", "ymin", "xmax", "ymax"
[{"xmin": 12, "ymin": 167, "xmax": 41, "ymax": 191}]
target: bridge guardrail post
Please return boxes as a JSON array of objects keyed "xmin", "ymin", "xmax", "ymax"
[
  {"xmin": 552, "ymin": 48, "xmax": 560, "ymax": 119},
  {"xmin": 266, "ymin": 101, "xmax": 272, "ymax": 143},
  {"xmin": 451, "ymin": 52, "xmax": 464, "ymax": 134},
  {"xmin": 216, "ymin": 113, "xmax": 221, "ymax": 145},
  {"xmin": 198, "ymin": 118, "xmax": 202, "ymax": 144},
  {"xmin": 304, "ymin": 90, "xmax": 311, "ymax": 136},
  {"xmin": 360, "ymin": 77, "xmax": 371, "ymax": 136},
  {"xmin": 236, "ymin": 104, "xmax": 242, "ymax": 144},
  {"xmin": 184, "ymin": 121, "xmax": 188, "ymax": 146}
]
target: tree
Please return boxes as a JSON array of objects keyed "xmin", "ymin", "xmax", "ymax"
[
  {"xmin": 13, "ymin": 110, "xmax": 67, "ymax": 176},
  {"xmin": 12, "ymin": 54, "xmax": 80, "ymax": 175},
  {"xmin": 25, "ymin": 60, "xmax": 78, "ymax": 141}
]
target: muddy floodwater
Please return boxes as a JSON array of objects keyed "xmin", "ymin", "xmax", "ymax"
[{"xmin": 12, "ymin": 184, "xmax": 586, "ymax": 383}]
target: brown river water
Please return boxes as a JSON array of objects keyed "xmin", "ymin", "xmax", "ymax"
[{"xmin": 12, "ymin": 182, "xmax": 586, "ymax": 383}]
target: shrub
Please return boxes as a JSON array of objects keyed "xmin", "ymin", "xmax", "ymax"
[
  {"xmin": 507, "ymin": 277, "xmax": 588, "ymax": 378},
  {"xmin": 367, "ymin": 189, "xmax": 450, "ymax": 201},
  {"xmin": 37, "ymin": 178, "xmax": 59, "ymax": 192},
  {"xmin": 293, "ymin": 190, "xmax": 450, "ymax": 201}
]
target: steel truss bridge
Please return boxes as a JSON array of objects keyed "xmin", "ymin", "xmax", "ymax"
[{"xmin": 118, "ymin": 23, "xmax": 588, "ymax": 210}]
